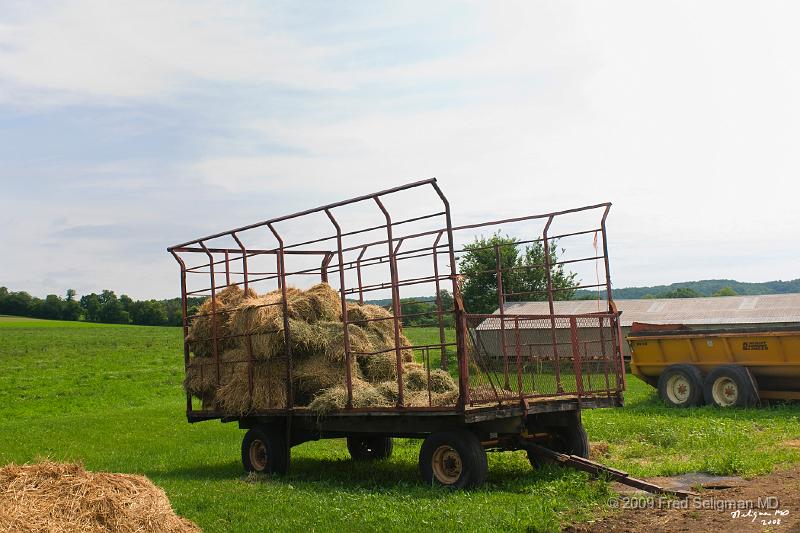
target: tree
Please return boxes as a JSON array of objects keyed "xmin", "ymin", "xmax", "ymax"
[
  {"xmin": 0, "ymin": 291, "xmax": 33, "ymax": 316},
  {"xmin": 63, "ymin": 289, "xmax": 82, "ymax": 321},
  {"xmin": 96, "ymin": 290, "xmax": 129, "ymax": 324},
  {"xmin": 659, "ymin": 287, "xmax": 702, "ymax": 299},
  {"xmin": 459, "ymin": 234, "xmax": 577, "ymax": 314},
  {"xmin": 713, "ymin": 286, "xmax": 737, "ymax": 297},
  {"xmin": 437, "ymin": 289, "xmax": 455, "ymax": 327},
  {"xmin": 129, "ymin": 300, "xmax": 168, "ymax": 326},
  {"xmin": 80, "ymin": 293, "xmax": 101, "ymax": 321},
  {"xmin": 37, "ymin": 294, "xmax": 64, "ymax": 320}
]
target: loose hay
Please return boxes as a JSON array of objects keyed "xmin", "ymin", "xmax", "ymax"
[{"xmin": 0, "ymin": 461, "xmax": 199, "ymax": 533}]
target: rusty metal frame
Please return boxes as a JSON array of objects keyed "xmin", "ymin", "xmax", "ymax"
[{"xmin": 168, "ymin": 178, "xmax": 622, "ymax": 419}]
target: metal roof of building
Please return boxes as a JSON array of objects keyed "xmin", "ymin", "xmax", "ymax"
[{"xmin": 481, "ymin": 293, "xmax": 800, "ymax": 328}]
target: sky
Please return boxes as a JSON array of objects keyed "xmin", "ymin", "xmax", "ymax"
[{"xmin": 1, "ymin": 0, "xmax": 798, "ymax": 300}]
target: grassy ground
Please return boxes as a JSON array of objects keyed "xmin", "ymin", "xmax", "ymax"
[{"xmin": 1, "ymin": 319, "xmax": 798, "ymax": 532}]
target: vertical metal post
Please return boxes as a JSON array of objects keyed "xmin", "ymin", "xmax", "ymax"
[
  {"xmin": 231, "ymin": 233, "xmax": 249, "ymax": 292},
  {"xmin": 495, "ymin": 244, "xmax": 510, "ymax": 390},
  {"xmin": 599, "ymin": 315, "xmax": 611, "ymax": 396},
  {"xmin": 324, "ymin": 209, "xmax": 354, "ymax": 409},
  {"xmin": 514, "ymin": 317, "xmax": 523, "ymax": 399},
  {"xmin": 542, "ymin": 215, "xmax": 563, "ymax": 393},
  {"xmin": 275, "ymin": 253, "xmax": 283, "ymax": 289},
  {"xmin": 170, "ymin": 251, "xmax": 193, "ymax": 414},
  {"xmin": 374, "ymin": 197, "xmax": 405, "ymax": 407},
  {"xmin": 267, "ymin": 224, "xmax": 294, "ymax": 410},
  {"xmin": 356, "ymin": 246, "xmax": 367, "ymax": 304},
  {"xmin": 231, "ymin": 233, "xmax": 254, "ymax": 407},
  {"xmin": 198, "ymin": 242, "xmax": 221, "ymax": 399},
  {"xmin": 321, "ymin": 253, "xmax": 333, "ymax": 284},
  {"xmin": 570, "ymin": 317, "xmax": 584, "ymax": 398},
  {"xmin": 600, "ymin": 205, "xmax": 613, "ymax": 306},
  {"xmin": 224, "ymin": 250, "xmax": 231, "ymax": 286},
  {"xmin": 432, "ymin": 232, "xmax": 447, "ymax": 370},
  {"xmin": 431, "ymin": 181, "xmax": 468, "ymax": 409}
]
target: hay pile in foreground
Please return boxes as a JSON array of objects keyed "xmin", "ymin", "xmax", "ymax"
[
  {"xmin": 183, "ymin": 282, "xmax": 458, "ymax": 414},
  {"xmin": 0, "ymin": 461, "xmax": 199, "ymax": 533}
]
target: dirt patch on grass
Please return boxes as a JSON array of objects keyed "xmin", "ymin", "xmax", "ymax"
[
  {"xmin": 783, "ymin": 440, "xmax": 800, "ymax": 449},
  {"xmin": 590, "ymin": 442, "xmax": 610, "ymax": 461},
  {"xmin": 566, "ymin": 465, "xmax": 800, "ymax": 532}
]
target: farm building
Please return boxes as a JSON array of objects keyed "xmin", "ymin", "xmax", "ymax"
[{"xmin": 476, "ymin": 293, "xmax": 800, "ymax": 360}]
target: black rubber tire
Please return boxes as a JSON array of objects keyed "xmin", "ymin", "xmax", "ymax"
[
  {"xmin": 528, "ymin": 417, "xmax": 589, "ymax": 468},
  {"xmin": 657, "ymin": 364, "xmax": 704, "ymax": 407},
  {"xmin": 419, "ymin": 430, "xmax": 488, "ymax": 489},
  {"xmin": 347, "ymin": 435, "xmax": 393, "ymax": 461},
  {"xmin": 241, "ymin": 426, "xmax": 290, "ymax": 475},
  {"xmin": 703, "ymin": 365, "xmax": 758, "ymax": 408}
]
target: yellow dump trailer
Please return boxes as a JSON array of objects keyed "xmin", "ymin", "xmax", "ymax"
[{"xmin": 627, "ymin": 322, "xmax": 800, "ymax": 407}]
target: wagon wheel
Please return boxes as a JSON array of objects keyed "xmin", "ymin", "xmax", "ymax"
[
  {"xmin": 527, "ymin": 415, "xmax": 589, "ymax": 468},
  {"xmin": 347, "ymin": 435, "xmax": 393, "ymax": 461},
  {"xmin": 419, "ymin": 430, "xmax": 487, "ymax": 489},
  {"xmin": 241, "ymin": 426, "xmax": 290, "ymax": 475}
]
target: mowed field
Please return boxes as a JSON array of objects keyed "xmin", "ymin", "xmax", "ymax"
[{"xmin": 1, "ymin": 317, "xmax": 799, "ymax": 532}]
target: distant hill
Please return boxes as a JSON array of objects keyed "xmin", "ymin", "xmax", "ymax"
[{"xmin": 575, "ymin": 278, "xmax": 800, "ymax": 300}]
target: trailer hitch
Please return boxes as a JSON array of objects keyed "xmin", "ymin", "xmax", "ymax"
[{"xmin": 520, "ymin": 441, "xmax": 697, "ymax": 499}]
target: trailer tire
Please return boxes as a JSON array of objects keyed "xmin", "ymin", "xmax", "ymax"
[
  {"xmin": 419, "ymin": 430, "xmax": 487, "ymax": 489},
  {"xmin": 703, "ymin": 365, "xmax": 758, "ymax": 408},
  {"xmin": 241, "ymin": 426, "xmax": 290, "ymax": 475},
  {"xmin": 528, "ymin": 417, "xmax": 589, "ymax": 467},
  {"xmin": 658, "ymin": 364, "xmax": 704, "ymax": 407},
  {"xmin": 347, "ymin": 435, "xmax": 393, "ymax": 461}
]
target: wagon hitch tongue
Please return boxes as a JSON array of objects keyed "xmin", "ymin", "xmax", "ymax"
[{"xmin": 521, "ymin": 441, "xmax": 698, "ymax": 499}]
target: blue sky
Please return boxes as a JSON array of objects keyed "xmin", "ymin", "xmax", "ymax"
[{"xmin": 1, "ymin": 0, "xmax": 799, "ymax": 299}]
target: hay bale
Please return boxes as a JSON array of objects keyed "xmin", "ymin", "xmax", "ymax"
[
  {"xmin": 403, "ymin": 363, "xmax": 427, "ymax": 391},
  {"xmin": 302, "ymin": 321, "xmax": 373, "ymax": 362},
  {"xmin": 215, "ymin": 358, "xmax": 288, "ymax": 415},
  {"xmin": 375, "ymin": 381, "xmax": 399, "ymax": 403},
  {"xmin": 183, "ymin": 350, "xmax": 243, "ymax": 398},
  {"xmin": 346, "ymin": 303, "xmax": 393, "ymax": 339},
  {"xmin": 297, "ymin": 283, "xmax": 342, "ymax": 322},
  {"xmin": 292, "ymin": 353, "xmax": 361, "ymax": 397},
  {"xmin": 361, "ymin": 352, "xmax": 397, "ymax": 381},
  {"xmin": 402, "ymin": 389, "xmax": 459, "ymax": 408},
  {"xmin": 428, "ymin": 369, "xmax": 457, "ymax": 393},
  {"xmin": 0, "ymin": 461, "xmax": 199, "ymax": 533},
  {"xmin": 185, "ymin": 285, "xmax": 257, "ymax": 357},
  {"xmin": 346, "ymin": 303, "xmax": 415, "ymax": 361},
  {"xmin": 307, "ymin": 383, "xmax": 388, "ymax": 414},
  {"xmin": 226, "ymin": 292, "xmax": 288, "ymax": 359},
  {"xmin": 432, "ymin": 389, "xmax": 459, "ymax": 406}
]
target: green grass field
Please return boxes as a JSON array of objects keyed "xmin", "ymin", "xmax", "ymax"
[{"xmin": 1, "ymin": 318, "xmax": 798, "ymax": 532}]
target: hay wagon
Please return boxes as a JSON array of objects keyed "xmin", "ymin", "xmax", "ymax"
[{"xmin": 168, "ymin": 179, "xmax": 625, "ymax": 488}]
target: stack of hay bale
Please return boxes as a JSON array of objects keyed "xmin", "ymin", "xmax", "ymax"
[{"xmin": 183, "ymin": 283, "xmax": 458, "ymax": 414}]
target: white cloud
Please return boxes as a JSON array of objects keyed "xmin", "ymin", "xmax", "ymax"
[
  {"xmin": 0, "ymin": 0, "xmax": 344, "ymax": 105},
  {"xmin": 2, "ymin": 0, "xmax": 799, "ymax": 298}
]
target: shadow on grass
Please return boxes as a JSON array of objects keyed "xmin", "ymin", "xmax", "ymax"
[{"xmin": 150, "ymin": 450, "xmax": 582, "ymax": 498}]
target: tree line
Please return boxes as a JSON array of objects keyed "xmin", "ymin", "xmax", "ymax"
[
  {"xmin": 1, "ymin": 234, "xmax": 575, "ymax": 327},
  {"xmin": 0, "ymin": 287, "xmax": 201, "ymax": 326}
]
